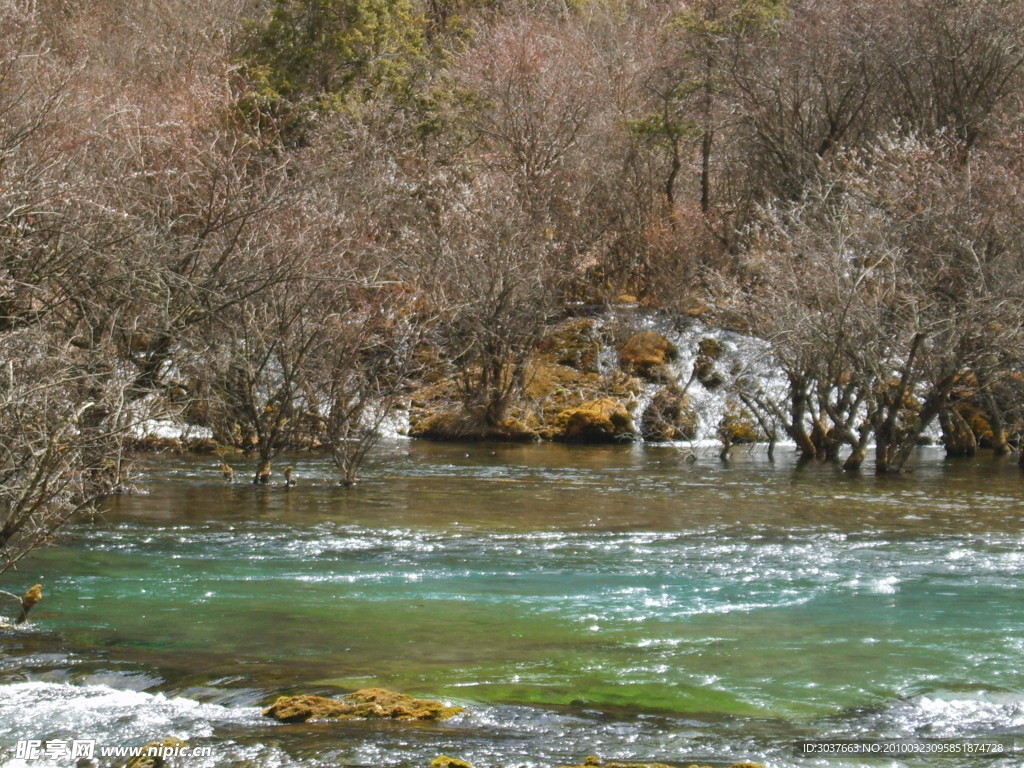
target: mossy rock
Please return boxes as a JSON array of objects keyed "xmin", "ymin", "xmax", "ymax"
[
  {"xmin": 263, "ymin": 689, "xmax": 463, "ymax": 723},
  {"xmin": 619, "ymin": 332, "xmax": 678, "ymax": 383},
  {"xmin": 430, "ymin": 757, "xmax": 474, "ymax": 768},
  {"xmin": 717, "ymin": 402, "xmax": 759, "ymax": 445},
  {"xmin": 123, "ymin": 738, "xmax": 188, "ymax": 768},
  {"xmin": 640, "ymin": 386, "xmax": 698, "ymax": 442},
  {"xmin": 694, "ymin": 359, "xmax": 725, "ymax": 389},
  {"xmin": 696, "ymin": 337, "xmax": 722, "ymax": 360},
  {"xmin": 185, "ymin": 437, "xmax": 220, "ymax": 453},
  {"xmin": 536, "ymin": 319, "xmax": 601, "ymax": 374},
  {"xmin": 409, "ymin": 409, "xmax": 537, "ymax": 442},
  {"xmin": 553, "ymin": 398, "xmax": 634, "ymax": 443}
]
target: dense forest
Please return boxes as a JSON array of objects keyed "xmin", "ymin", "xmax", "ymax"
[{"xmin": 3, "ymin": 0, "xmax": 1024, "ymax": 574}]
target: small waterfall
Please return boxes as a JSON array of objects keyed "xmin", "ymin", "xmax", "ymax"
[{"xmin": 609, "ymin": 312, "xmax": 788, "ymax": 445}]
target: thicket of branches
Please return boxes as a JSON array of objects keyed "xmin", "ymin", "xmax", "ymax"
[{"xmin": 4, "ymin": 0, "xmax": 1024, "ymax": 589}]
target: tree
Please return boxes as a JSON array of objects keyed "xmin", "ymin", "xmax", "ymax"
[
  {"xmin": 723, "ymin": 133, "xmax": 1024, "ymax": 473},
  {"xmin": 0, "ymin": 7, "xmax": 143, "ymax": 580},
  {"xmin": 239, "ymin": 0, "xmax": 428, "ymax": 143},
  {"xmin": 315, "ymin": 286, "xmax": 428, "ymax": 485},
  {"xmin": 424, "ymin": 170, "xmax": 565, "ymax": 431},
  {"xmin": 0, "ymin": 329, "xmax": 136, "ymax": 575},
  {"xmin": 645, "ymin": 0, "xmax": 785, "ymax": 213}
]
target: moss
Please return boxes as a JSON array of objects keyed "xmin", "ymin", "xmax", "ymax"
[
  {"xmin": 262, "ymin": 694, "xmax": 351, "ymax": 722},
  {"xmin": 430, "ymin": 757, "xmax": 474, "ymax": 768},
  {"xmin": 409, "ymin": 409, "xmax": 537, "ymax": 442},
  {"xmin": 940, "ymin": 407, "xmax": 977, "ymax": 457},
  {"xmin": 641, "ymin": 386, "xmax": 698, "ymax": 441},
  {"xmin": 185, "ymin": 437, "xmax": 220, "ymax": 454},
  {"xmin": 697, "ymin": 337, "xmax": 722, "ymax": 360},
  {"xmin": 262, "ymin": 688, "xmax": 463, "ymax": 723},
  {"xmin": 21, "ymin": 584, "xmax": 42, "ymax": 611},
  {"xmin": 694, "ymin": 358, "xmax": 725, "ymax": 389},
  {"xmin": 618, "ymin": 331, "xmax": 679, "ymax": 383},
  {"xmin": 536, "ymin": 319, "xmax": 601, "ymax": 374},
  {"xmin": 131, "ymin": 435, "xmax": 184, "ymax": 453},
  {"xmin": 717, "ymin": 401, "xmax": 759, "ymax": 445},
  {"xmin": 956, "ymin": 401, "xmax": 994, "ymax": 446},
  {"xmin": 692, "ymin": 337, "xmax": 725, "ymax": 389},
  {"xmin": 553, "ymin": 398, "xmax": 634, "ymax": 443}
]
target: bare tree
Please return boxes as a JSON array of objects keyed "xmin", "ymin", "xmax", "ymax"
[
  {"xmin": 315, "ymin": 287, "xmax": 428, "ymax": 485},
  {"xmin": 722, "ymin": 133, "xmax": 1024, "ymax": 473},
  {"xmin": 0, "ymin": 328, "xmax": 136, "ymax": 576}
]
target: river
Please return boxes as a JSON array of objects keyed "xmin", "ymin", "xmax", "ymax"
[{"xmin": 2, "ymin": 442, "xmax": 1023, "ymax": 767}]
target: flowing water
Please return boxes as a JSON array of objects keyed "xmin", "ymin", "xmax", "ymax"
[{"xmin": 2, "ymin": 442, "xmax": 1024, "ymax": 767}]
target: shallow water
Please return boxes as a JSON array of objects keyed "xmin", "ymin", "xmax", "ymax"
[{"xmin": 2, "ymin": 442, "xmax": 1024, "ymax": 767}]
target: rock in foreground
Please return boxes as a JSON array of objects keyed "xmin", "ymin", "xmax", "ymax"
[
  {"xmin": 263, "ymin": 688, "xmax": 463, "ymax": 723},
  {"xmin": 553, "ymin": 398, "xmax": 634, "ymax": 443}
]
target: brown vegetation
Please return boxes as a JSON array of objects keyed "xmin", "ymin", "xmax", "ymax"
[{"xmin": 5, "ymin": 0, "xmax": 1024, "ymax": 590}]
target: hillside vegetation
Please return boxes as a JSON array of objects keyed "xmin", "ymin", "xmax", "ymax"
[{"xmin": 4, "ymin": 0, "xmax": 1024, "ymax": 571}]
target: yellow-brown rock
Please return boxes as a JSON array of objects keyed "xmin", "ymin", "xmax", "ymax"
[
  {"xmin": 640, "ymin": 386, "xmax": 698, "ymax": 442},
  {"xmin": 618, "ymin": 332, "xmax": 678, "ymax": 383},
  {"xmin": 429, "ymin": 757, "xmax": 474, "ymax": 768},
  {"xmin": 262, "ymin": 688, "xmax": 463, "ymax": 723},
  {"xmin": 553, "ymin": 398, "xmax": 634, "ymax": 443}
]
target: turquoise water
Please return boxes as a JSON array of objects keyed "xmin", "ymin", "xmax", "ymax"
[{"xmin": 2, "ymin": 442, "xmax": 1024, "ymax": 767}]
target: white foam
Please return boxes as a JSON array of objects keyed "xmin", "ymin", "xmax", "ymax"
[
  {"xmin": 0, "ymin": 681, "xmax": 261, "ymax": 746},
  {"xmin": 868, "ymin": 690, "xmax": 1024, "ymax": 739}
]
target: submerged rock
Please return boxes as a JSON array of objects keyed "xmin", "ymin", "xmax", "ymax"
[
  {"xmin": 262, "ymin": 688, "xmax": 463, "ymax": 723},
  {"xmin": 537, "ymin": 319, "xmax": 602, "ymax": 374},
  {"xmin": 553, "ymin": 398, "xmax": 634, "ymax": 443},
  {"xmin": 640, "ymin": 385, "xmax": 698, "ymax": 442},
  {"xmin": 717, "ymin": 401, "xmax": 759, "ymax": 445},
  {"xmin": 618, "ymin": 331, "xmax": 678, "ymax": 383},
  {"xmin": 430, "ymin": 757, "xmax": 474, "ymax": 768}
]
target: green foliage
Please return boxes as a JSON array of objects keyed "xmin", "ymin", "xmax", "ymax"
[
  {"xmin": 624, "ymin": 113, "xmax": 698, "ymax": 143},
  {"xmin": 243, "ymin": 0, "xmax": 426, "ymax": 105},
  {"xmin": 671, "ymin": 0, "xmax": 787, "ymax": 40},
  {"xmin": 237, "ymin": 0, "xmax": 436, "ymax": 142}
]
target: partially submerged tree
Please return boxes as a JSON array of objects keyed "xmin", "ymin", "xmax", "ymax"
[
  {"xmin": 722, "ymin": 134, "xmax": 1024, "ymax": 473},
  {"xmin": 316, "ymin": 287, "xmax": 428, "ymax": 485}
]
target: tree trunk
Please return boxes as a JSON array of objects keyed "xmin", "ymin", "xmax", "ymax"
[
  {"xmin": 940, "ymin": 408, "xmax": 976, "ymax": 457},
  {"xmin": 843, "ymin": 446, "xmax": 867, "ymax": 472}
]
